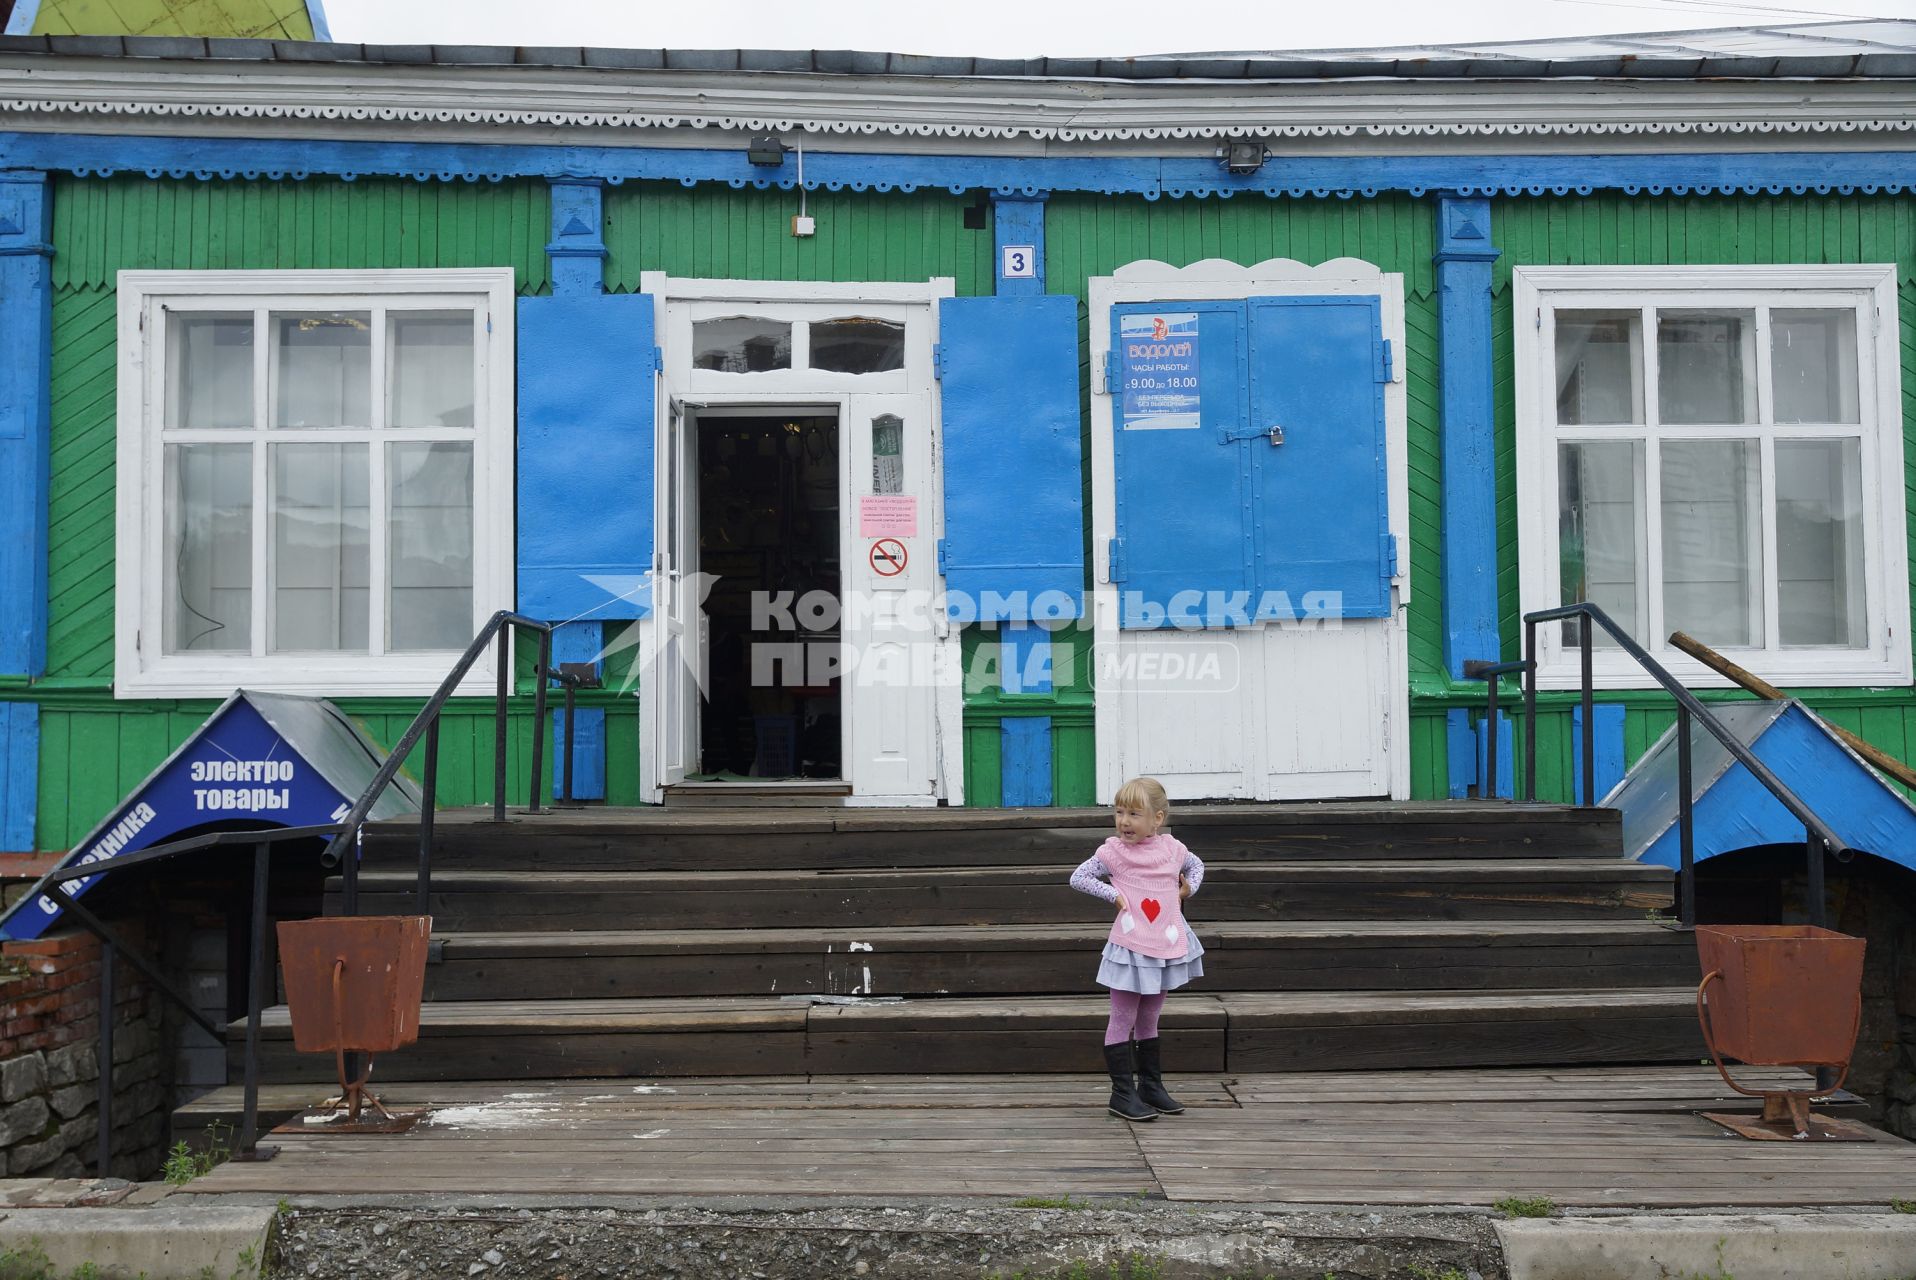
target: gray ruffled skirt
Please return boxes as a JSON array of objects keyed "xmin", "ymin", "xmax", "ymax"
[{"xmin": 1096, "ymin": 933, "xmax": 1206, "ymax": 995}]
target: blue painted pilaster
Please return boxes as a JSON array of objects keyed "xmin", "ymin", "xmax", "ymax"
[
  {"xmin": 992, "ymin": 195, "xmax": 1047, "ymax": 297},
  {"xmin": 544, "ymin": 177, "xmax": 613, "ymax": 796},
  {"xmin": 1001, "ymin": 717, "xmax": 1054, "ymax": 807},
  {"xmin": 1435, "ymin": 195, "xmax": 1502, "ymax": 794},
  {"xmin": 0, "ymin": 171, "xmax": 51, "ymax": 850},
  {"xmin": 990, "ymin": 195, "xmax": 1057, "ymax": 805}
]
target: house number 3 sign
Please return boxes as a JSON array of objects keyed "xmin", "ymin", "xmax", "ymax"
[{"xmin": 1001, "ymin": 245, "xmax": 1037, "ymax": 279}]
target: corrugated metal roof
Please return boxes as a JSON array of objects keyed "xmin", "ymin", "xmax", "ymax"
[{"xmin": 0, "ymin": 18, "xmax": 1912, "ymax": 81}]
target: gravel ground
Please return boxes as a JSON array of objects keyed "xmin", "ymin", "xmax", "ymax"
[{"xmin": 263, "ymin": 1197, "xmax": 1504, "ymax": 1280}]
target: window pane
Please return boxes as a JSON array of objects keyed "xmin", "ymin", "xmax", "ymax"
[
  {"xmin": 1662, "ymin": 440, "xmax": 1763, "ymax": 647},
  {"xmin": 164, "ymin": 444, "xmax": 252, "ymax": 654},
  {"xmin": 1554, "ymin": 310, "xmax": 1642, "ymax": 425},
  {"xmin": 1558, "ymin": 441, "xmax": 1644, "ymax": 646},
  {"xmin": 1658, "ymin": 311, "xmax": 1756, "ymax": 425},
  {"xmin": 1772, "ymin": 309, "xmax": 1860, "ymax": 425},
  {"xmin": 271, "ymin": 444, "xmax": 369, "ymax": 653},
  {"xmin": 813, "ymin": 317, "xmax": 906, "ymax": 374},
  {"xmin": 165, "ymin": 313, "xmax": 254, "ymax": 430},
  {"xmin": 389, "ymin": 442, "xmax": 474, "ymax": 651},
  {"xmin": 871, "ymin": 414, "xmax": 903, "ymax": 494},
  {"xmin": 275, "ymin": 312, "xmax": 371, "ymax": 428},
  {"xmin": 693, "ymin": 317, "xmax": 791, "ymax": 373},
  {"xmin": 1778, "ymin": 438, "xmax": 1866, "ymax": 647},
  {"xmin": 389, "ymin": 311, "xmax": 475, "ymax": 428}
]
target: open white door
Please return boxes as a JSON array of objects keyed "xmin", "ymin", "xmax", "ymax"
[
  {"xmin": 842, "ymin": 391, "xmax": 938, "ymax": 804},
  {"xmin": 640, "ymin": 393, "xmax": 703, "ymax": 801}
]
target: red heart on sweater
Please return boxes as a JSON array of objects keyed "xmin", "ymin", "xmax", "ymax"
[{"xmin": 1140, "ymin": 898, "xmax": 1162, "ymax": 923}]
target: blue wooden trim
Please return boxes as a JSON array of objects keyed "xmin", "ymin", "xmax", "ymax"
[
  {"xmin": 992, "ymin": 195, "xmax": 1046, "ymax": 296},
  {"xmin": 0, "ymin": 172, "xmax": 51, "ymax": 679},
  {"xmin": 1000, "ymin": 621, "xmax": 1054, "ymax": 694},
  {"xmin": 1473, "ymin": 710, "xmax": 1514, "ymax": 800},
  {"xmin": 1001, "ymin": 715, "xmax": 1054, "ymax": 807},
  {"xmin": 1570, "ymin": 703, "xmax": 1627, "ymax": 803},
  {"xmin": 547, "ymin": 177, "xmax": 608, "ymax": 297},
  {"xmin": 1445, "ymin": 708, "xmax": 1476, "ymax": 799},
  {"xmin": 0, "ymin": 702, "xmax": 37, "ymax": 851},
  {"xmin": 3, "ymin": 0, "xmax": 39, "ymax": 36},
  {"xmin": 550, "ymin": 622, "xmax": 607, "ymax": 800},
  {"xmin": 10, "ymin": 132, "xmax": 1916, "ymax": 200},
  {"xmin": 303, "ymin": 0, "xmax": 333, "ymax": 42},
  {"xmin": 1435, "ymin": 195, "xmax": 1500, "ymax": 682}
]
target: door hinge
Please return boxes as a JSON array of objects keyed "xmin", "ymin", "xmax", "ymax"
[
  {"xmin": 1377, "ymin": 338, "xmax": 1394, "ymax": 383},
  {"xmin": 1108, "ymin": 536, "xmax": 1126, "ymax": 583},
  {"xmin": 652, "ymin": 346, "xmax": 664, "ymax": 374},
  {"xmin": 486, "ymin": 312, "xmax": 493, "ymax": 334},
  {"xmin": 1100, "ymin": 351, "xmax": 1115, "ymax": 395},
  {"xmin": 932, "ymin": 343, "xmax": 945, "ymax": 380},
  {"xmin": 1385, "ymin": 531, "xmax": 1400, "ymax": 577},
  {"xmin": 936, "ymin": 538, "xmax": 949, "ymax": 575}
]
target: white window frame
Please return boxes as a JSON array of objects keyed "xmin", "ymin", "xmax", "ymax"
[
  {"xmin": 115, "ymin": 268, "xmax": 517, "ymax": 699},
  {"xmin": 1515, "ymin": 263, "xmax": 1910, "ymax": 690}
]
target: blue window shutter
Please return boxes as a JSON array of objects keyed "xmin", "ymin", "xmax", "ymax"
[
  {"xmin": 1110, "ymin": 302, "xmax": 1250, "ymax": 628},
  {"xmin": 1247, "ymin": 295, "xmax": 1392, "ymax": 619},
  {"xmin": 517, "ymin": 294, "xmax": 656, "ymax": 620},
  {"xmin": 937, "ymin": 295, "xmax": 1084, "ymax": 620}
]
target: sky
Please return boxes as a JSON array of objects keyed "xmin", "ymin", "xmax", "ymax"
[{"xmin": 319, "ymin": 0, "xmax": 1916, "ymax": 58}]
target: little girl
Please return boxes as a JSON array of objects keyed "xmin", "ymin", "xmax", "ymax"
[{"xmin": 1069, "ymin": 776, "xmax": 1205, "ymax": 1122}]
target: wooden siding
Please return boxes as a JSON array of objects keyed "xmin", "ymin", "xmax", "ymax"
[
  {"xmin": 1043, "ymin": 193, "xmax": 1447, "ymax": 692},
  {"xmin": 601, "ymin": 183, "xmax": 993, "ymax": 295},
  {"xmin": 49, "ymin": 175, "xmax": 550, "ymax": 293},
  {"xmin": 1480, "ymin": 194, "xmax": 1916, "ymax": 802}
]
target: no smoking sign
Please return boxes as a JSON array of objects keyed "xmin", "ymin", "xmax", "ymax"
[{"xmin": 869, "ymin": 538, "xmax": 908, "ymax": 577}]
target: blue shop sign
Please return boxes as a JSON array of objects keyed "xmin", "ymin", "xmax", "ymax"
[{"xmin": 0, "ymin": 692, "xmax": 418, "ymax": 941}]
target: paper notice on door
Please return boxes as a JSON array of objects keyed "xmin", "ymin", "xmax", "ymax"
[
  {"xmin": 1118, "ymin": 311, "xmax": 1201, "ymax": 430},
  {"xmin": 859, "ymin": 495, "xmax": 918, "ymax": 538}
]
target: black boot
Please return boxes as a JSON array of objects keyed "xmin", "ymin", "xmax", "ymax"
[
  {"xmin": 1102, "ymin": 1041, "xmax": 1156, "ymax": 1121},
  {"xmin": 1134, "ymin": 1037, "xmax": 1184, "ymax": 1115}
]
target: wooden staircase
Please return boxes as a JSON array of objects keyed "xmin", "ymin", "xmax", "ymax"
[{"xmin": 229, "ymin": 803, "xmax": 1705, "ymax": 1085}]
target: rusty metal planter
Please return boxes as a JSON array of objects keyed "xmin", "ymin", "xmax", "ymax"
[
  {"xmin": 1695, "ymin": 923, "xmax": 1869, "ymax": 1140},
  {"xmin": 277, "ymin": 915, "xmax": 431, "ymax": 1124}
]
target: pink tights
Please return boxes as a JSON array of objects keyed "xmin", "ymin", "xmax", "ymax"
[{"xmin": 1104, "ymin": 991, "xmax": 1166, "ymax": 1046}]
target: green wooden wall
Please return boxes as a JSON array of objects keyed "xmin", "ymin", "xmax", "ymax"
[
  {"xmin": 23, "ymin": 174, "xmax": 1916, "ymax": 837},
  {"xmin": 1466, "ymin": 193, "xmax": 1916, "ymax": 803},
  {"xmin": 601, "ymin": 183, "xmax": 994, "ymax": 296},
  {"xmin": 29, "ymin": 176, "xmax": 556, "ymax": 847}
]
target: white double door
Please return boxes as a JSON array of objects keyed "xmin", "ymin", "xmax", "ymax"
[{"xmin": 641, "ymin": 390, "xmax": 943, "ymax": 805}]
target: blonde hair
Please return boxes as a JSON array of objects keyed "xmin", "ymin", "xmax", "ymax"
[{"xmin": 1113, "ymin": 776, "xmax": 1170, "ymax": 821}]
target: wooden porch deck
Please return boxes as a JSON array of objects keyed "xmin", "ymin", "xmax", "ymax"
[{"xmin": 178, "ymin": 1065, "xmax": 1916, "ymax": 1208}]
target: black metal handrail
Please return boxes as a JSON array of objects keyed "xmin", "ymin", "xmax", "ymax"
[
  {"xmin": 35, "ymin": 824, "xmax": 343, "ymax": 1171},
  {"xmin": 320, "ymin": 610, "xmax": 589, "ymax": 917},
  {"xmin": 1465, "ymin": 602, "xmax": 1851, "ymax": 931}
]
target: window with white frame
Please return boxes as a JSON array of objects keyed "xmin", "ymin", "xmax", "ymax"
[
  {"xmin": 1514, "ymin": 265, "xmax": 1909, "ymax": 689},
  {"xmin": 116, "ymin": 269, "xmax": 516, "ymax": 697}
]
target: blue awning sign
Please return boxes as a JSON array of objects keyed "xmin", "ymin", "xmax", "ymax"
[{"xmin": 0, "ymin": 692, "xmax": 418, "ymax": 941}]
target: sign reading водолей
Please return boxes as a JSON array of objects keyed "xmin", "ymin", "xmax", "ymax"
[{"xmin": 1118, "ymin": 312, "xmax": 1201, "ymax": 431}]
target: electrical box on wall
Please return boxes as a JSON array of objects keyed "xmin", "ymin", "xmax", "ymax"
[{"xmin": 792, "ymin": 215, "xmax": 816, "ymax": 237}]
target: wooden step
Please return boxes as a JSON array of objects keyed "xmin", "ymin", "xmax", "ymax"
[
  {"xmin": 411, "ymin": 920, "xmax": 1696, "ymax": 1001},
  {"xmin": 361, "ymin": 803, "xmax": 1623, "ymax": 871},
  {"xmin": 336, "ymin": 858, "xmax": 1672, "ymax": 929},
  {"xmin": 229, "ymin": 987, "xmax": 1703, "ymax": 1083},
  {"xmin": 663, "ymin": 782, "xmax": 852, "ymax": 809}
]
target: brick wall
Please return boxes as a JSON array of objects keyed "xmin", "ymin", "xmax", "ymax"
[{"xmin": 0, "ymin": 928, "xmax": 168, "ymax": 1180}]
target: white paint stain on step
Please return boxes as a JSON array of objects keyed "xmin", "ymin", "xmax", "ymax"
[
  {"xmin": 424, "ymin": 1101, "xmax": 558, "ymax": 1130},
  {"xmin": 632, "ymin": 1129, "xmax": 671, "ymax": 1139}
]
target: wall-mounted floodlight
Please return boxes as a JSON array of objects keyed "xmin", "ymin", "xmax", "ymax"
[
  {"xmin": 1218, "ymin": 140, "xmax": 1267, "ymax": 175},
  {"xmin": 747, "ymin": 135, "xmax": 790, "ymax": 166}
]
